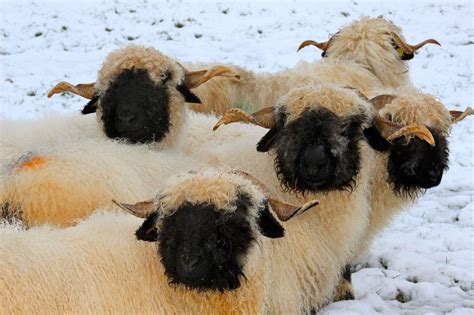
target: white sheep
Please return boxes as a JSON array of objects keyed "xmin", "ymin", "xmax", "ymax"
[
  {"xmin": 0, "ymin": 137, "xmax": 204, "ymax": 227},
  {"xmin": 190, "ymin": 16, "xmax": 441, "ymax": 115},
  {"xmin": 1, "ymin": 84, "xmax": 376, "ymax": 311},
  {"xmin": 0, "ymin": 169, "xmax": 318, "ymax": 313},
  {"xmin": 47, "ymin": 44, "xmax": 239, "ymax": 145}
]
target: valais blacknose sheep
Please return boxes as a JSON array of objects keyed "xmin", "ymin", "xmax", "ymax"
[
  {"xmin": 0, "ymin": 138, "xmax": 203, "ymax": 227},
  {"xmin": 297, "ymin": 16, "xmax": 440, "ymax": 95},
  {"xmin": 190, "ymin": 16, "xmax": 441, "ymax": 115},
  {"xmin": 178, "ymin": 85, "xmax": 378, "ymax": 310},
  {"xmin": 360, "ymin": 88, "xmax": 472, "ymax": 253},
  {"xmin": 47, "ymin": 44, "xmax": 239, "ymax": 145},
  {"xmin": 0, "ymin": 169, "xmax": 317, "ymax": 313}
]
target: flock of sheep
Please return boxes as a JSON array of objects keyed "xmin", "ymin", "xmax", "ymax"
[{"xmin": 1, "ymin": 16, "xmax": 472, "ymax": 313}]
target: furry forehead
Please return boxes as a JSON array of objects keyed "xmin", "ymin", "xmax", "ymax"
[
  {"xmin": 378, "ymin": 87, "xmax": 452, "ymax": 133},
  {"xmin": 95, "ymin": 44, "xmax": 185, "ymax": 93},
  {"xmin": 155, "ymin": 169, "xmax": 265, "ymax": 217},
  {"xmin": 275, "ymin": 85, "xmax": 372, "ymax": 125},
  {"xmin": 331, "ymin": 16, "xmax": 404, "ymax": 48}
]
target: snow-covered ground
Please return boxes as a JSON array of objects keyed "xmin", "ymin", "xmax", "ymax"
[{"xmin": 0, "ymin": 0, "xmax": 472, "ymax": 313}]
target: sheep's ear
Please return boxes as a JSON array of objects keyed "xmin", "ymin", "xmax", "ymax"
[
  {"xmin": 135, "ymin": 212, "xmax": 160, "ymax": 242},
  {"xmin": 256, "ymin": 127, "xmax": 279, "ymax": 152},
  {"xmin": 256, "ymin": 202, "xmax": 285, "ymax": 238},
  {"xmin": 363, "ymin": 125, "xmax": 392, "ymax": 151},
  {"xmin": 177, "ymin": 84, "xmax": 202, "ymax": 104},
  {"xmin": 81, "ymin": 95, "xmax": 99, "ymax": 114}
]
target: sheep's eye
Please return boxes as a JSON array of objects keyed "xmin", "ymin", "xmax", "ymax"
[
  {"xmin": 385, "ymin": 113, "xmax": 393, "ymax": 121},
  {"xmin": 162, "ymin": 71, "xmax": 172, "ymax": 83}
]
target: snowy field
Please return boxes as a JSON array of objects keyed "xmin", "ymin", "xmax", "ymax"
[{"xmin": 0, "ymin": 0, "xmax": 473, "ymax": 313}]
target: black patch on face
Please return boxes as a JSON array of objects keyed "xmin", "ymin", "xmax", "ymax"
[
  {"xmin": 255, "ymin": 201, "xmax": 285, "ymax": 238},
  {"xmin": 135, "ymin": 212, "xmax": 160, "ymax": 242},
  {"xmin": 157, "ymin": 195, "xmax": 256, "ymax": 292},
  {"xmin": 263, "ymin": 108, "xmax": 364, "ymax": 194},
  {"xmin": 400, "ymin": 53, "xmax": 414, "ymax": 61},
  {"xmin": 363, "ymin": 125, "xmax": 392, "ymax": 152},
  {"xmin": 81, "ymin": 95, "xmax": 99, "ymax": 114},
  {"xmin": 99, "ymin": 68, "xmax": 171, "ymax": 143},
  {"xmin": 388, "ymin": 128, "xmax": 449, "ymax": 195},
  {"xmin": 391, "ymin": 40, "xmax": 415, "ymax": 61},
  {"xmin": 177, "ymin": 84, "xmax": 202, "ymax": 103}
]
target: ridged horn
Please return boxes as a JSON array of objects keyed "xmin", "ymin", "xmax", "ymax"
[
  {"xmin": 213, "ymin": 107, "xmax": 275, "ymax": 131},
  {"xmin": 47, "ymin": 81, "xmax": 95, "ymax": 99},
  {"xmin": 391, "ymin": 32, "xmax": 441, "ymax": 55},
  {"xmin": 386, "ymin": 123, "xmax": 435, "ymax": 146},
  {"xmin": 449, "ymin": 107, "xmax": 473, "ymax": 124},
  {"xmin": 112, "ymin": 199, "xmax": 156, "ymax": 219},
  {"xmin": 233, "ymin": 171, "xmax": 319, "ymax": 222},
  {"xmin": 184, "ymin": 66, "xmax": 240, "ymax": 89}
]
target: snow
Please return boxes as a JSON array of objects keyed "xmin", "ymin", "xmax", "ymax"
[{"xmin": 0, "ymin": 0, "xmax": 472, "ymax": 313}]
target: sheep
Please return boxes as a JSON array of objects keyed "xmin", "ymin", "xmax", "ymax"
[
  {"xmin": 0, "ymin": 113, "xmax": 103, "ymax": 167},
  {"xmin": 0, "ymin": 169, "xmax": 317, "ymax": 314},
  {"xmin": 0, "ymin": 84, "xmax": 369, "ymax": 229},
  {"xmin": 209, "ymin": 85, "xmax": 472, "ymax": 301},
  {"xmin": 297, "ymin": 16, "xmax": 440, "ymax": 93},
  {"xmin": 190, "ymin": 16, "xmax": 440, "ymax": 115},
  {"xmin": 0, "ymin": 137, "xmax": 205, "ymax": 227},
  {"xmin": 1, "ymin": 84, "xmax": 376, "ymax": 311},
  {"xmin": 174, "ymin": 85, "xmax": 380, "ymax": 310},
  {"xmin": 47, "ymin": 44, "xmax": 239, "ymax": 145},
  {"xmin": 357, "ymin": 87, "xmax": 473, "ymax": 255},
  {"xmin": 54, "ymin": 17, "xmax": 440, "ymax": 121}
]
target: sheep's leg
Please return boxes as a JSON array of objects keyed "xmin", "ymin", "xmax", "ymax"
[{"xmin": 333, "ymin": 265, "xmax": 355, "ymax": 301}]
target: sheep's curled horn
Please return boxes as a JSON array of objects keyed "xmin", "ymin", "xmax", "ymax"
[
  {"xmin": 296, "ymin": 32, "xmax": 440, "ymax": 55},
  {"xmin": 46, "ymin": 65, "xmax": 241, "ymax": 108},
  {"xmin": 213, "ymin": 106, "xmax": 275, "ymax": 130},
  {"xmin": 112, "ymin": 173, "xmax": 319, "ymax": 222},
  {"xmin": 390, "ymin": 32, "xmax": 441, "ymax": 55},
  {"xmin": 370, "ymin": 96, "xmax": 473, "ymax": 146},
  {"xmin": 231, "ymin": 170, "xmax": 320, "ymax": 221}
]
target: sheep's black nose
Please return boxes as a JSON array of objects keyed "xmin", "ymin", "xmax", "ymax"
[
  {"xmin": 180, "ymin": 254, "xmax": 201, "ymax": 272},
  {"xmin": 177, "ymin": 252, "xmax": 208, "ymax": 282},
  {"xmin": 427, "ymin": 169, "xmax": 437, "ymax": 180},
  {"xmin": 298, "ymin": 145, "xmax": 335, "ymax": 184}
]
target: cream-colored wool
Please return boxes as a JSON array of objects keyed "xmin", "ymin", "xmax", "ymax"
[
  {"xmin": 0, "ymin": 211, "xmax": 270, "ymax": 314},
  {"xmin": 1, "ymin": 85, "xmax": 375, "ymax": 312},
  {"xmin": 176, "ymin": 86, "xmax": 376, "ymax": 312},
  {"xmin": 95, "ymin": 44, "xmax": 188, "ymax": 148},
  {"xmin": 191, "ymin": 59, "xmax": 384, "ymax": 115},
  {"xmin": 190, "ymin": 16, "xmax": 421, "ymax": 115},
  {"xmin": 321, "ymin": 16, "xmax": 411, "ymax": 89},
  {"xmin": 0, "ymin": 113, "xmax": 101, "ymax": 166},
  {"xmin": 355, "ymin": 86, "xmax": 454, "ymax": 255},
  {"xmin": 0, "ymin": 138, "xmax": 204, "ymax": 227},
  {"xmin": 156, "ymin": 168, "xmax": 265, "ymax": 218}
]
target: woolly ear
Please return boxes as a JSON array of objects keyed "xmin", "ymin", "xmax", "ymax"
[
  {"xmin": 177, "ymin": 84, "xmax": 202, "ymax": 104},
  {"xmin": 256, "ymin": 127, "xmax": 279, "ymax": 152},
  {"xmin": 363, "ymin": 125, "xmax": 392, "ymax": 151},
  {"xmin": 81, "ymin": 95, "xmax": 99, "ymax": 114},
  {"xmin": 135, "ymin": 212, "xmax": 160, "ymax": 242},
  {"xmin": 256, "ymin": 202, "xmax": 285, "ymax": 238}
]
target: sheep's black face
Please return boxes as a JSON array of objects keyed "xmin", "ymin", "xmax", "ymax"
[
  {"xmin": 99, "ymin": 68, "xmax": 171, "ymax": 143},
  {"xmin": 135, "ymin": 195, "xmax": 284, "ymax": 292},
  {"xmin": 388, "ymin": 128, "xmax": 449, "ymax": 195},
  {"xmin": 257, "ymin": 108, "xmax": 364, "ymax": 194}
]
